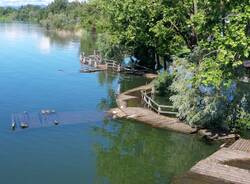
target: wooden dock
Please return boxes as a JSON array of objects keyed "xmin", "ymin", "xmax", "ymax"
[
  {"xmin": 80, "ymin": 52, "xmax": 122, "ymax": 72},
  {"xmin": 110, "ymin": 83, "xmax": 197, "ymax": 134},
  {"xmin": 11, "ymin": 110, "xmax": 105, "ymax": 131},
  {"xmin": 80, "ymin": 51, "xmax": 156, "ymax": 75},
  {"xmin": 184, "ymin": 139, "xmax": 250, "ymax": 184}
]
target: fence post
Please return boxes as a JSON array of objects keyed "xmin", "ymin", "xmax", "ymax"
[{"xmin": 158, "ymin": 106, "xmax": 161, "ymax": 114}]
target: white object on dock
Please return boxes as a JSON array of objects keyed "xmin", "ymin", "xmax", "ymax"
[
  {"xmin": 20, "ymin": 122, "xmax": 29, "ymax": 129},
  {"xmin": 41, "ymin": 109, "xmax": 46, "ymax": 114},
  {"xmin": 54, "ymin": 120, "xmax": 59, "ymax": 125},
  {"xmin": 11, "ymin": 122, "xmax": 16, "ymax": 130}
]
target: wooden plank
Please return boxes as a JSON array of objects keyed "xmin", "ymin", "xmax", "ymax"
[
  {"xmin": 229, "ymin": 139, "xmax": 250, "ymax": 153},
  {"xmin": 189, "ymin": 146, "xmax": 250, "ymax": 184}
]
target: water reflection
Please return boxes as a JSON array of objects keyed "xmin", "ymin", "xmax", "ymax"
[
  {"xmin": 0, "ymin": 23, "xmax": 82, "ymax": 55},
  {"xmin": 39, "ymin": 36, "xmax": 51, "ymax": 54},
  {"xmin": 96, "ymin": 72, "xmax": 152, "ymax": 111},
  {"xmin": 93, "ymin": 119, "xmax": 219, "ymax": 184}
]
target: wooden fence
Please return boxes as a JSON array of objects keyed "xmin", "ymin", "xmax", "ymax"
[
  {"xmin": 104, "ymin": 59, "xmax": 122, "ymax": 71},
  {"xmin": 141, "ymin": 89, "xmax": 177, "ymax": 116},
  {"xmin": 80, "ymin": 52, "xmax": 122, "ymax": 71}
]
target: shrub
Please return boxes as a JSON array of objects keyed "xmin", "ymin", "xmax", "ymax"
[
  {"xmin": 169, "ymin": 57, "xmax": 250, "ymax": 131},
  {"xmin": 154, "ymin": 71, "xmax": 174, "ymax": 96}
]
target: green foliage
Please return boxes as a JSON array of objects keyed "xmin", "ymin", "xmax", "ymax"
[
  {"xmin": 154, "ymin": 71, "xmax": 174, "ymax": 96},
  {"xmin": 229, "ymin": 108, "xmax": 250, "ymax": 131},
  {"xmin": 48, "ymin": 0, "xmax": 68, "ymax": 14},
  {"xmin": 170, "ymin": 54, "xmax": 250, "ymax": 131},
  {"xmin": 0, "ymin": 1, "xmax": 97, "ymax": 31},
  {"xmin": 96, "ymin": 33, "xmax": 128, "ymax": 61}
]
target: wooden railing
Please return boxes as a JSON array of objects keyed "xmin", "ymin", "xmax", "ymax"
[
  {"xmin": 141, "ymin": 90, "xmax": 177, "ymax": 116},
  {"xmin": 104, "ymin": 59, "xmax": 122, "ymax": 71},
  {"xmin": 80, "ymin": 53, "xmax": 103, "ymax": 66},
  {"xmin": 80, "ymin": 52, "xmax": 122, "ymax": 71}
]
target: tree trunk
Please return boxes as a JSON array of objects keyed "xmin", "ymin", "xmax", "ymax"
[
  {"xmin": 163, "ymin": 58, "xmax": 167, "ymax": 70},
  {"xmin": 164, "ymin": 54, "xmax": 172, "ymax": 70},
  {"xmin": 156, "ymin": 54, "xmax": 160, "ymax": 70}
]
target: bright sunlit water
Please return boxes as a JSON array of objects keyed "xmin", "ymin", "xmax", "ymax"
[{"xmin": 0, "ymin": 23, "xmax": 219, "ymax": 184}]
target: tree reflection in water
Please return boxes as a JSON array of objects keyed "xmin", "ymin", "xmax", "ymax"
[
  {"xmin": 97, "ymin": 72, "xmax": 151, "ymax": 111},
  {"xmin": 92, "ymin": 119, "xmax": 219, "ymax": 184}
]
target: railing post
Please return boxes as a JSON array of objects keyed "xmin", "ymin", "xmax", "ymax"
[{"xmin": 158, "ymin": 106, "xmax": 161, "ymax": 114}]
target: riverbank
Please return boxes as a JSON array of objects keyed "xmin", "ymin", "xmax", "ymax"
[
  {"xmin": 109, "ymin": 80, "xmax": 239, "ymax": 141},
  {"xmin": 109, "ymin": 82, "xmax": 196, "ymax": 134},
  {"xmin": 48, "ymin": 29, "xmax": 84, "ymax": 38}
]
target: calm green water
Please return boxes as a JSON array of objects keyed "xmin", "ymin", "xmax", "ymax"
[{"xmin": 0, "ymin": 23, "xmax": 219, "ymax": 184}]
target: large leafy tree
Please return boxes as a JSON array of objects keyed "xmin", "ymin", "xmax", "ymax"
[{"xmin": 168, "ymin": 1, "xmax": 250, "ymax": 129}]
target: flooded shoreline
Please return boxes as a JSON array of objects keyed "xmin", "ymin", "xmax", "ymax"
[{"xmin": 0, "ymin": 22, "xmax": 220, "ymax": 184}]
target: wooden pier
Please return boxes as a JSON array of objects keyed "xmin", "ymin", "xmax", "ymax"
[
  {"xmin": 80, "ymin": 51, "xmax": 154, "ymax": 75},
  {"xmin": 184, "ymin": 139, "xmax": 250, "ymax": 184},
  {"xmin": 11, "ymin": 110, "xmax": 105, "ymax": 131},
  {"xmin": 80, "ymin": 52, "xmax": 122, "ymax": 72},
  {"xmin": 109, "ymin": 83, "xmax": 196, "ymax": 134}
]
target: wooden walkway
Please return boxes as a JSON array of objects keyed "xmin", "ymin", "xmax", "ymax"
[
  {"xmin": 229, "ymin": 138, "xmax": 250, "ymax": 153},
  {"xmin": 80, "ymin": 52, "xmax": 123, "ymax": 72},
  {"xmin": 110, "ymin": 83, "xmax": 196, "ymax": 134},
  {"xmin": 80, "ymin": 52, "xmax": 155, "ymax": 75},
  {"xmin": 141, "ymin": 89, "xmax": 177, "ymax": 115},
  {"xmin": 186, "ymin": 139, "xmax": 250, "ymax": 184}
]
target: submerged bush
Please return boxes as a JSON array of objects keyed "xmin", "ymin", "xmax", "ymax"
[{"xmin": 154, "ymin": 71, "xmax": 174, "ymax": 96}]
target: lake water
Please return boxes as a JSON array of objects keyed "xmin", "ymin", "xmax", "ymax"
[{"xmin": 0, "ymin": 23, "xmax": 219, "ymax": 184}]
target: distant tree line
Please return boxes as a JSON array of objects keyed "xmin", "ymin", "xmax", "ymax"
[{"xmin": 0, "ymin": 0, "xmax": 99, "ymax": 30}]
